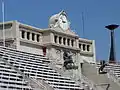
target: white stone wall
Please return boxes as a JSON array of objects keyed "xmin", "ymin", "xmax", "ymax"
[
  {"xmin": 47, "ymin": 47, "xmax": 63, "ymax": 64},
  {"xmin": 80, "ymin": 55, "xmax": 94, "ymax": 63},
  {"xmin": 0, "ymin": 22, "xmax": 15, "ymax": 40},
  {"xmin": 42, "ymin": 32, "xmax": 51, "ymax": 43},
  {"xmin": 19, "ymin": 44, "xmax": 43, "ymax": 55}
]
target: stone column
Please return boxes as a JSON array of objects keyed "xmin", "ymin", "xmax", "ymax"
[
  {"xmin": 65, "ymin": 38, "xmax": 68, "ymax": 46},
  {"xmin": 77, "ymin": 52, "xmax": 82, "ymax": 79},
  {"xmin": 92, "ymin": 40, "xmax": 96, "ymax": 63},
  {"xmin": 61, "ymin": 37, "xmax": 63, "ymax": 45},
  {"xmin": 20, "ymin": 30, "xmax": 22, "ymax": 39},
  {"xmin": 85, "ymin": 44, "xmax": 87, "ymax": 52},
  {"xmin": 69, "ymin": 39, "xmax": 71, "ymax": 47},
  {"xmin": 75, "ymin": 39, "xmax": 79, "ymax": 48},
  {"xmin": 34, "ymin": 34, "xmax": 37, "ymax": 42},
  {"xmin": 56, "ymin": 36, "xmax": 58, "ymax": 44},
  {"xmin": 81, "ymin": 44, "xmax": 83, "ymax": 51},
  {"xmin": 24, "ymin": 31, "xmax": 27, "ymax": 40},
  {"xmin": 13, "ymin": 21, "xmax": 20, "ymax": 50},
  {"xmin": 29, "ymin": 32, "xmax": 32, "ymax": 41},
  {"xmin": 40, "ymin": 34, "xmax": 43, "ymax": 42},
  {"xmin": 50, "ymin": 32, "xmax": 54, "ymax": 43},
  {"xmin": 73, "ymin": 40, "xmax": 75, "ymax": 47}
]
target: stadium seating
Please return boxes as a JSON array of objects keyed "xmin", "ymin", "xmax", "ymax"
[{"xmin": 0, "ymin": 46, "xmax": 84, "ymax": 90}]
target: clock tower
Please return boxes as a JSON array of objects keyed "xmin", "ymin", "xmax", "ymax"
[{"xmin": 49, "ymin": 10, "xmax": 70, "ymax": 31}]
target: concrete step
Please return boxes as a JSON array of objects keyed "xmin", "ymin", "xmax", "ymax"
[{"xmin": 82, "ymin": 62, "xmax": 120, "ymax": 90}]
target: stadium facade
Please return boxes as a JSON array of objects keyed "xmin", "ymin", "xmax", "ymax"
[{"xmin": 0, "ymin": 10, "xmax": 120, "ymax": 90}]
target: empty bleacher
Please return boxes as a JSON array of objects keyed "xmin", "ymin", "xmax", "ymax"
[{"xmin": 0, "ymin": 46, "xmax": 84, "ymax": 90}]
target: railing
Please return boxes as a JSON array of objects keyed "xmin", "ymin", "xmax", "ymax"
[
  {"xmin": 81, "ymin": 74, "xmax": 96, "ymax": 90},
  {"xmin": 30, "ymin": 78, "xmax": 54, "ymax": 90},
  {"xmin": 82, "ymin": 60, "xmax": 107, "ymax": 90},
  {"xmin": 108, "ymin": 68, "xmax": 120, "ymax": 86},
  {"xmin": 81, "ymin": 74, "xmax": 105, "ymax": 90},
  {"xmin": 97, "ymin": 60, "xmax": 120, "ymax": 65},
  {"xmin": 97, "ymin": 60, "xmax": 120, "ymax": 86},
  {"xmin": 37, "ymin": 79, "xmax": 54, "ymax": 90},
  {"xmin": 0, "ymin": 55, "xmax": 50, "ymax": 90}
]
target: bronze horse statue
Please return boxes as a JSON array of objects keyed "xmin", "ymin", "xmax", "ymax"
[
  {"xmin": 98, "ymin": 60, "xmax": 107, "ymax": 74},
  {"xmin": 63, "ymin": 51, "xmax": 78, "ymax": 70}
]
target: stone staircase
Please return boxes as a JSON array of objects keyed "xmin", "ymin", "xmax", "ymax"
[
  {"xmin": 0, "ymin": 57, "xmax": 52, "ymax": 90},
  {"xmin": 0, "ymin": 46, "xmax": 84, "ymax": 90},
  {"xmin": 82, "ymin": 61, "xmax": 120, "ymax": 90},
  {"xmin": 48, "ymin": 58, "xmax": 96, "ymax": 90},
  {"xmin": 0, "ymin": 60, "xmax": 33, "ymax": 90}
]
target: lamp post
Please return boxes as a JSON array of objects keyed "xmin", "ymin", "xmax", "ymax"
[{"xmin": 105, "ymin": 24, "xmax": 119, "ymax": 63}]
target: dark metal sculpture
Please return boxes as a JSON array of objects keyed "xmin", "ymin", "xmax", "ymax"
[
  {"xmin": 63, "ymin": 51, "xmax": 78, "ymax": 70},
  {"xmin": 105, "ymin": 24, "xmax": 119, "ymax": 63},
  {"xmin": 98, "ymin": 60, "xmax": 107, "ymax": 74}
]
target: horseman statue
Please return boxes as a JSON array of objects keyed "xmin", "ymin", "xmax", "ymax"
[
  {"xmin": 98, "ymin": 60, "xmax": 107, "ymax": 74},
  {"xmin": 63, "ymin": 51, "xmax": 78, "ymax": 70}
]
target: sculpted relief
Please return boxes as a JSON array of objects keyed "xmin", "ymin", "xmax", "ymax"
[{"xmin": 49, "ymin": 10, "xmax": 70, "ymax": 31}]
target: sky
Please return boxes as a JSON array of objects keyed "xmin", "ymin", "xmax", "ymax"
[{"xmin": 0, "ymin": 0, "xmax": 120, "ymax": 61}]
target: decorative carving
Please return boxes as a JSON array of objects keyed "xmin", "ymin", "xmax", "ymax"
[
  {"xmin": 49, "ymin": 10, "xmax": 70, "ymax": 31},
  {"xmin": 56, "ymin": 49, "xmax": 61, "ymax": 54},
  {"xmin": 63, "ymin": 51, "xmax": 78, "ymax": 70},
  {"xmin": 56, "ymin": 49, "xmax": 61, "ymax": 63}
]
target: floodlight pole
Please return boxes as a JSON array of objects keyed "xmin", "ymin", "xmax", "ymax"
[
  {"xmin": 1, "ymin": 0, "xmax": 5, "ymax": 47},
  {"xmin": 105, "ymin": 24, "xmax": 119, "ymax": 63}
]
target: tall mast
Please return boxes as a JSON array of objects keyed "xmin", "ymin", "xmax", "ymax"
[
  {"xmin": 82, "ymin": 12, "xmax": 85, "ymax": 38},
  {"xmin": 2, "ymin": 0, "xmax": 5, "ymax": 47}
]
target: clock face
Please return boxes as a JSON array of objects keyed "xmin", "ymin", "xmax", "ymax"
[{"xmin": 59, "ymin": 15, "xmax": 69, "ymax": 30}]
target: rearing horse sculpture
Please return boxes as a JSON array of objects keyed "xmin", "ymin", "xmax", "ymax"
[
  {"xmin": 63, "ymin": 51, "xmax": 78, "ymax": 70},
  {"xmin": 98, "ymin": 60, "xmax": 107, "ymax": 74}
]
